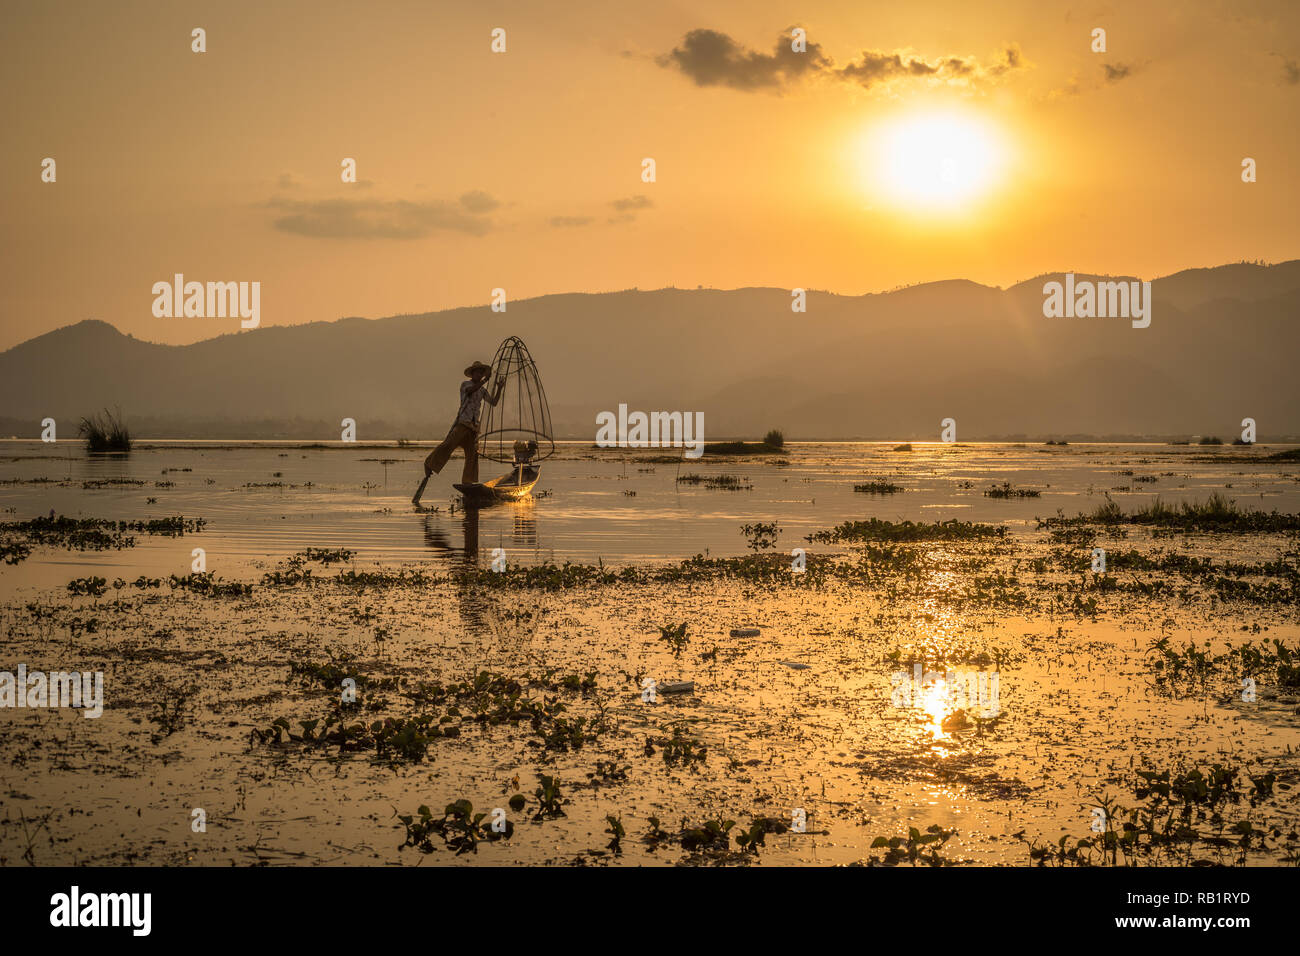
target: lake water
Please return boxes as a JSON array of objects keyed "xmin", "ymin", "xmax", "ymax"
[{"xmin": 2, "ymin": 440, "xmax": 1297, "ymax": 588}]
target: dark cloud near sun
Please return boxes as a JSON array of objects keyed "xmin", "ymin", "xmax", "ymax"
[
  {"xmin": 269, "ymin": 193, "xmax": 498, "ymax": 239},
  {"xmin": 657, "ymin": 28, "xmax": 832, "ymax": 91},
  {"xmin": 838, "ymin": 45, "xmax": 1024, "ymax": 90},
  {"xmin": 658, "ymin": 29, "xmax": 1025, "ymax": 94}
]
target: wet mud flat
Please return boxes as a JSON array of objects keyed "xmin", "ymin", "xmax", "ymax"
[{"xmin": 2, "ymin": 505, "xmax": 1299, "ymax": 866}]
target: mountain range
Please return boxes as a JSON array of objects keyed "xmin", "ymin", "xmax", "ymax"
[{"xmin": 2, "ymin": 260, "xmax": 1298, "ymax": 441}]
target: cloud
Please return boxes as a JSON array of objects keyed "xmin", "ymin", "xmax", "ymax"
[
  {"xmin": 1102, "ymin": 62, "xmax": 1133, "ymax": 83},
  {"xmin": 838, "ymin": 44, "xmax": 1026, "ymax": 90},
  {"xmin": 657, "ymin": 29, "xmax": 1026, "ymax": 94},
  {"xmin": 459, "ymin": 190, "xmax": 500, "ymax": 213},
  {"xmin": 610, "ymin": 195, "xmax": 654, "ymax": 212},
  {"xmin": 549, "ymin": 196, "xmax": 655, "ymax": 229},
  {"xmin": 608, "ymin": 195, "xmax": 655, "ymax": 224},
  {"xmin": 268, "ymin": 195, "xmax": 498, "ymax": 239},
  {"xmin": 1283, "ymin": 57, "xmax": 1300, "ymax": 85},
  {"xmin": 657, "ymin": 28, "xmax": 831, "ymax": 92}
]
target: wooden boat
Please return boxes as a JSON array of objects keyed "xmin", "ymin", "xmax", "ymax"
[{"xmin": 454, "ymin": 464, "xmax": 539, "ymax": 504}]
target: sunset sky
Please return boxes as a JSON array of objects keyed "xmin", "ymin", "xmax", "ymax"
[{"xmin": 2, "ymin": 0, "xmax": 1298, "ymax": 349}]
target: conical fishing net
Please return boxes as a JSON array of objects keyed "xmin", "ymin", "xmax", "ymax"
[{"xmin": 478, "ymin": 336, "xmax": 555, "ymax": 464}]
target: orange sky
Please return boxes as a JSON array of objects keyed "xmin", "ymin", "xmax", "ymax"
[{"xmin": 2, "ymin": 0, "xmax": 1298, "ymax": 349}]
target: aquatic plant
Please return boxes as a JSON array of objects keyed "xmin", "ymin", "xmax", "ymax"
[
  {"xmin": 79, "ymin": 408, "xmax": 131, "ymax": 453},
  {"xmin": 868, "ymin": 824, "xmax": 959, "ymax": 866},
  {"xmin": 656, "ymin": 722, "xmax": 707, "ymax": 768},
  {"xmin": 677, "ymin": 473, "xmax": 753, "ymax": 489},
  {"xmin": 808, "ymin": 517, "xmax": 1007, "ymax": 544},
  {"xmin": 67, "ymin": 575, "xmax": 108, "ymax": 598},
  {"xmin": 680, "ymin": 818, "xmax": 735, "ymax": 852},
  {"xmin": 740, "ymin": 521, "xmax": 781, "ymax": 550},
  {"xmin": 1019, "ymin": 760, "xmax": 1283, "ymax": 866},
  {"xmin": 168, "ymin": 572, "xmax": 252, "ymax": 598},
  {"xmin": 656, "ymin": 621, "xmax": 690, "ymax": 657},
  {"xmin": 1039, "ymin": 494, "xmax": 1300, "ymax": 533},
  {"xmin": 854, "ymin": 479, "xmax": 904, "ymax": 494},
  {"xmin": 149, "ymin": 684, "xmax": 197, "ymax": 742},
  {"xmin": 532, "ymin": 775, "xmax": 568, "ymax": 819},
  {"xmin": 984, "ymin": 482, "xmax": 1040, "ymax": 499},
  {"xmin": 397, "ymin": 800, "xmax": 514, "ymax": 855},
  {"xmin": 605, "ymin": 815, "xmax": 626, "ymax": 854},
  {"xmin": 587, "ymin": 760, "xmax": 630, "ymax": 785}
]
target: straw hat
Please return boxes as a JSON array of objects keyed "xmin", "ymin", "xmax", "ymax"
[{"xmin": 464, "ymin": 360, "xmax": 492, "ymax": 377}]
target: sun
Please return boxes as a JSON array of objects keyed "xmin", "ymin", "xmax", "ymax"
[{"xmin": 861, "ymin": 110, "xmax": 1007, "ymax": 214}]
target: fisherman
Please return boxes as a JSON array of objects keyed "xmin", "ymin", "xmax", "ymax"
[{"xmin": 412, "ymin": 360, "xmax": 504, "ymax": 505}]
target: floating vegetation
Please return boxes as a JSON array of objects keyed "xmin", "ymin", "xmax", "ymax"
[
  {"xmin": 532, "ymin": 775, "xmax": 568, "ymax": 819},
  {"xmin": 0, "ymin": 515, "xmax": 206, "ymax": 566},
  {"xmin": 892, "ymin": 443, "xmax": 913, "ymax": 451},
  {"xmin": 335, "ymin": 568, "xmax": 431, "ymax": 588},
  {"xmin": 653, "ymin": 723, "xmax": 707, "ymax": 768},
  {"xmin": 292, "ymin": 547, "xmax": 355, "ymax": 565},
  {"xmin": 1145, "ymin": 636, "xmax": 1300, "ymax": 696},
  {"xmin": 854, "ymin": 479, "xmax": 904, "ymax": 494},
  {"xmin": 656, "ymin": 622, "xmax": 690, "ymax": 657},
  {"xmin": 865, "ymin": 825, "xmax": 960, "ymax": 867},
  {"xmin": 1, "ymin": 541, "xmax": 32, "ymax": 565},
  {"xmin": 740, "ymin": 521, "xmax": 781, "ymax": 550},
  {"xmin": 66, "ymin": 576, "xmax": 108, "ymax": 598},
  {"xmin": 808, "ymin": 518, "xmax": 1007, "ymax": 544},
  {"xmin": 1017, "ymin": 760, "xmax": 1286, "ymax": 866},
  {"xmin": 290, "ymin": 651, "xmax": 385, "ymax": 692},
  {"xmin": 677, "ymin": 473, "xmax": 753, "ymax": 490},
  {"xmin": 148, "ymin": 683, "xmax": 197, "ymax": 743},
  {"xmin": 1039, "ymin": 494, "xmax": 1300, "ymax": 533},
  {"xmin": 397, "ymin": 800, "xmax": 515, "ymax": 855},
  {"xmin": 984, "ymin": 482, "xmax": 1041, "ymax": 499}
]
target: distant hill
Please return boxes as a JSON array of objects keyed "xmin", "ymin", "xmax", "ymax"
[{"xmin": 2, "ymin": 260, "xmax": 1299, "ymax": 440}]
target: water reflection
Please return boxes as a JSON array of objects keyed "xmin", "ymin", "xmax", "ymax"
[{"xmin": 420, "ymin": 508, "xmax": 481, "ymax": 565}]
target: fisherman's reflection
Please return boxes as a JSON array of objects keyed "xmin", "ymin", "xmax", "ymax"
[{"xmin": 421, "ymin": 507, "xmax": 479, "ymax": 565}]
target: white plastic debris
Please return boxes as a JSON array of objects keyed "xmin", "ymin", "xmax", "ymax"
[{"xmin": 658, "ymin": 681, "xmax": 695, "ymax": 695}]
